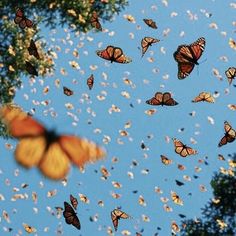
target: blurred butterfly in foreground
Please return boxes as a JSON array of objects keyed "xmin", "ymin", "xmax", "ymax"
[
  {"xmin": 63, "ymin": 86, "xmax": 74, "ymax": 96},
  {"xmin": 25, "ymin": 61, "xmax": 38, "ymax": 76},
  {"xmin": 14, "ymin": 8, "xmax": 33, "ymax": 29},
  {"xmin": 111, "ymin": 209, "xmax": 130, "ymax": 231},
  {"xmin": 143, "ymin": 18, "xmax": 157, "ymax": 29},
  {"xmin": 96, "ymin": 45, "xmax": 132, "ymax": 64},
  {"xmin": 218, "ymin": 121, "xmax": 236, "ymax": 147},
  {"xmin": 63, "ymin": 201, "xmax": 81, "ymax": 230},
  {"xmin": 87, "ymin": 74, "xmax": 94, "ymax": 90},
  {"xmin": 146, "ymin": 92, "xmax": 178, "ymax": 106},
  {"xmin": 141, "ymin": 37, "xmax": 160, "ymax": 57},
  {"xmin": 192, "ymin": 92, "xmax": 215, "ymax": 103},
  {"xmin": 225, "ymin": 67, "xmax": 236, "ymax": 85},
  {"xmin": 173, "ymin": 138, "xmax": 198, "ymax": 157},
  {"xmin": 90, "ymin": 11, "xmax": 102, "ymax": 31},
  {"xmin": 28, "ymin": 39, "xmax": 40, "ymax": 59},
  {"xmin": 173, "ymin": 37, "xmax": 206, "ymax": 79},
  {"xmin": 0, "ymin": 104, "xmax": 105, "ymax": 180}
]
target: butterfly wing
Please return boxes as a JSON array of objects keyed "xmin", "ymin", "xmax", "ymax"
[
  {"xmin": 111, "ymin": 211, "xmax": 119, "ymax": 231},
  {"xmin": 113, "ymin": 47, "xmax": 131, "ymax": 63},
  {"xmin": 70, "ymin": 194, "xmax": 78, "ymax": 210},
  {"xmin": 87, "ymin": 74, "xmax": 94, "ymax": 90},
  {"xmin": 162, "ymin": 92, "xmax": 178, "ymax": 106},
  {"xmin": 58, "ymin": 135, "xmax": 105, "ymax": 168},
  {"xmin": 38, "ymin": 141, "xmax": 70, "ymax": 180},
  {"xmin": 63, "ymin": 86, "xmax": 73, "ymax": 96},
  {"xmin": 25, "ymin": 61, "xmax": 38, "ymax": 76},
  {"xmin": 143, "ymin": 19, "xmax": 157, "ymax": 29},
  {"xmin": 141, "ymin": 37, "xmax": 160, "ymax": 57},
  {"xmin": 146, "ymin": 92, "xmax": 163, "ymax": 105},
  {"xmin": 174, "ymin": 37, "xmax": 205, "ymax": 79},
  {"xmin": 91, "ymin": 11, "xmax": 102, "ymax": 31},
  {"xmin": 28, "ymin": 40, "xmax": 40, "ymax": 59},
  {"xmin": 96, "ymin": 46, "xmax": 131, "ymax": 63},
  {"xmin": 224, "ymin": 121, "xmax": 236, "ymax": 137},
  {"xmin": 14, "ymin": 8, "xmax": 24, "ymax": 24},
  {"xmin": 0, "ymin": 105, "xmax": 45, "ymax": 137},
  {"xmin": 225, "ymin": 67, "xmax": 236, "ymax": 85},
  {"xmin": 189, "ymin": 37, "xmax": 206, "ymax": 61},
  {"xmin": 173, "ymin": 138, "xmax": 197, "ymax": 157},
  {"xmin": 63, "ymin": 202, "xmax": 81, "ymax": 230}
]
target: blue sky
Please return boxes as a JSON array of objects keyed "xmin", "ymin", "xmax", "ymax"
[{"xmin": 0, "ymin": 0, "xmax": 236, "ymax": 235}]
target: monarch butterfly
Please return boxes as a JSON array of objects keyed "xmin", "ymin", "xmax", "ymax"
[
  {"xmin": 90, "ymin": 11, "xmax": 102, "ymax": 31},
  {"xmin": 171, "ymin": 221, "xmax": 180, "ymax": 233},
  {"xmin": 87, "ymin": 74, "xmax": 94, "ymax": 90},
  {"xmin": 111, "ymin": 209, "xmax": 130, "ymax": 231},
  {"xmin": 146, "ymin": 92, "xmax": 178, "ymax": 106},
  {"xmin": 14, "ymin": 8, "xmax": 33, "ymax": 29},
  {"xmin": 141, "ymin": 37, "xmax": 160, "ymax": 57},
  {"xmin": 218, "ymin": 121, "xmax": 236, "ymax": 147},
  {"xmin": 192, "ymin": 92, "xmax": 215, "ymax": 103},
  {"xmin": 25, "ymin": 61, "xmax": 38, "ymax": 76},
  {"xmin": 225, "ymin": 67, "xmax": 236, "ymax": 85},
  {"xmin": 63, "ymin": 201, "xmax": 81, "ymax": 230},
  {"xmin": 28, "ymin": 39, "xmax": 40, "ymax": 60},
  {"xmin": 22, "ymin": 223, "xmax": 37, "ymax": 233},
  {"xmin": 173, "ymin": 37, "xmax": 206, "ymax": 79},
  {"xmin": 0, "ymin": 104, "xmax": 105, "ymax": 180},
  {"xmin": 160, "ymin": 155, "xmax": 172, "ymax": 165},
  {"xmin": 171, "ymin": 191, "xmax": 183, "ymax": 205},
  {"xmin": 173, "ymin": 138, "xmax": 198, "ymax": 157},
  {"xmin": 70, "ymin": 194, "xmax": 78, "ymax": 210},
  {"xmin": 63, "ymin": 86, "xmax": 74, "ymax": 96},
  {"xmin": 143, "ymin": 19, "xmax": 157, "ymax": 29},
  {"xmin": 96, "ymin": 45, "xmax": 132, "ymax": 64}
]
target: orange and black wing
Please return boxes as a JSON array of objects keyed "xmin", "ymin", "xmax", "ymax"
[
  {"xmin": 28, "ymin": 39, "xmax": 40, "ymax": 59},
  {"xmin": 225, "ymin": 67, "xmax": 236, "ymax": 85},
  {"xmin": 70, "ymin": 194, "xmax": 78, "ymax": 210},
  {"xmin": 14, "ymin": 8, "xmax": 33, "ymax": 29},
  {"xmin": 162, "ymin": 92, "xmax": 178, "ymax": 106},
  {"xmin": 87, "ymin": 74, "xmax": 94, "ymax": 90},
  {"xmin": 146, "ymin": 92, "xmax": 163, "ymax": 105},
  {"xmin": 173, "ymin": 138, "xmax": 197, "ymax": 157},
  {"xmin": 174, "ymin": 37, "xmax": 205, "ymax": 79},
  {"xmin": 218, "ymin": 121, "xmax": 236, "ymax": 147},
  {"xmin": 25, "ymin": 61, "xmax": 38, "ymax": 76},
  {"xmin": 63, "ymin": 202, "xmax": 81, "ymax": 230},
  {"xmin": 91, "ymin": 11, "xmax": 102, "ymax": 31},
  {"xmin": 96, "ymin": 46, "xmax": 131, "ymax": 63},
  {"xmin": 141, "ymin": 37, "xmax": 160, "ymax": 57},
  {"xmin": 63, "ymin": 86, "xmax": 74, "ymax": 96},
  {"xmin": 111, "ymin": 209, "xmax": 129, "ymax": 231},
  {"xmin": 143, "ymin": 19, "xmax": 157, "ymax": 29}
]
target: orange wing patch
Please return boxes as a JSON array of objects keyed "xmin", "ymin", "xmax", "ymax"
[{"xmin": 0, "ymin": 104, "xmax": 105, "ymax": 180}]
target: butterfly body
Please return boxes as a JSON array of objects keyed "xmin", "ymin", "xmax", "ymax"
[
  {"xmin": 173, "ymin": 37, "xmax": 206, "ymax": 79},
  {"xmin": 146, "ymin": 92, "xmax": 178, "ymax": 106},
  {"xmin": 96, "ymin": 46, "xmax": 132, "ymax": 64}
]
